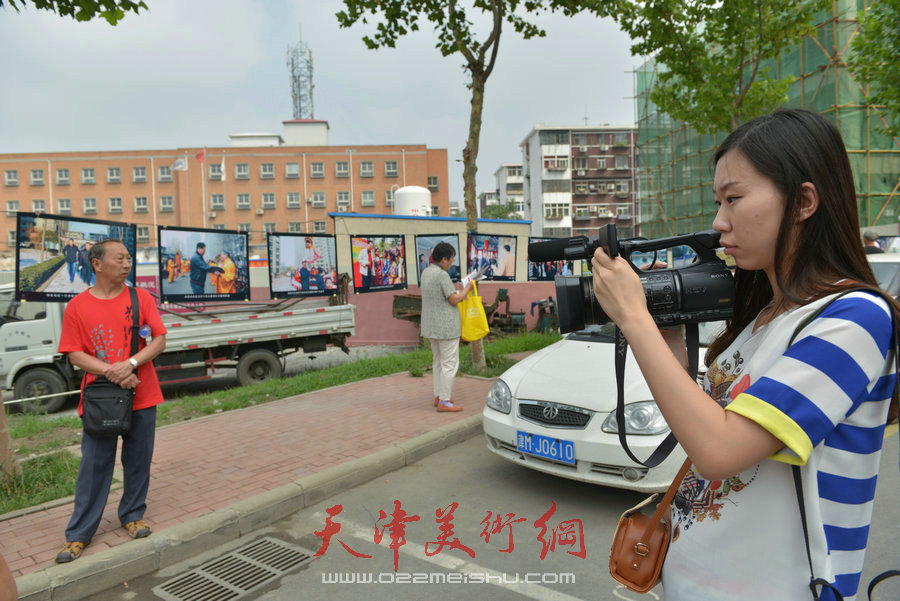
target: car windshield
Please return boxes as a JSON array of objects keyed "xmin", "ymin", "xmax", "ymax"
[{"xmin": 567, "ymin": 320, "xmax": 725, "ymax": 347}]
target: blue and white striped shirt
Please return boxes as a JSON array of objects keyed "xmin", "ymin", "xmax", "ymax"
[{"xmin": 664, "ymin": 291, "xmax": 895, "ymax": 601}]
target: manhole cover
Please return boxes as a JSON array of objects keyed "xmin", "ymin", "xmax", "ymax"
[{"xmin": 153, "ymin": 537, "xmax": 314, "ymax": 601}]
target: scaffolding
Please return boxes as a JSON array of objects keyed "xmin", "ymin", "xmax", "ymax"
[{"xmin": 635, "ymin": 0, "xmax": 900, "ymax": 238}]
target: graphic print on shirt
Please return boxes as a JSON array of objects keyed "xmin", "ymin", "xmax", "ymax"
[
  {"xmin": 671, "ymin": 349, "xmax": 758, "ymax": 541},
  {"xmin": 86, "ymin": 302, "xmax": 135, "ymax": 364}
]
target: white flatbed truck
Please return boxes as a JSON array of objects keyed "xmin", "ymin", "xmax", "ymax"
[{"xmin": 0, "ymin": 283, "xmax": 356, "ymax": 412}]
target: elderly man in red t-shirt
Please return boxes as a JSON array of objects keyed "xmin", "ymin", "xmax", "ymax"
[{"xmin": 55, "ymin": 239, "xmax": 167, "ymax": 563}]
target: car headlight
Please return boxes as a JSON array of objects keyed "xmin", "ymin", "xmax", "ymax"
[
  {"xmin": 486, "ymin": 379, "xmax": 512, "ymax": 414},
  {"xmin": 601, "ymin": 401, "xmax": 669, "ymax": 435}
]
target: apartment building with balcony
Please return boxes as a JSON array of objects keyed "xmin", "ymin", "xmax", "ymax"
[
  {"xmin": 1, "ymin": 120, "xmax": 449, "ymax": 257},
  {"xmin": 477, "ymin": 190, "xmax": 498, "ymax": 217},
  {"xmin": 494, "ymin": 164, "xmax": 525, "ymax": 218},
  {"xmin": 520, "ymin": 125, "xmax": 638, "ymax": 239}
]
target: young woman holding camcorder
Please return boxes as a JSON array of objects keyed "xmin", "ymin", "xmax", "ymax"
[{"xmin": 592, "ymin": 109, "xmax": 898, "ymax": 600}]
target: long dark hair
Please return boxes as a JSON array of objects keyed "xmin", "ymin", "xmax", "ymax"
[{"xmin": 706, "ymin": 109, "xmax": 898, "ymax": 365}]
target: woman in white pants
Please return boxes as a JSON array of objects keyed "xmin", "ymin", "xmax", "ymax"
[{"xmin": 420, "ymin": 242, "xmax": 477, "ymax": 412}]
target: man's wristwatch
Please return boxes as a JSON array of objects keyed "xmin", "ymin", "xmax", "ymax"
[{"xmin": 128, "ymin": 357, "xmax": 138, "ymax": 369}]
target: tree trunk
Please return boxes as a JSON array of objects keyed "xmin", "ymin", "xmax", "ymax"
[
  {"xmin": 464, "ymin": 71, "xmax": 488, "ymax": 371},
  {"xmin": 0, "ymin": 407, "xmax": 19, "ymax": 479}
]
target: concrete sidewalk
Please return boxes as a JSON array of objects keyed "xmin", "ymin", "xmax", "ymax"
[{"xmin": 2, "ymin": 371, "xmax": 496, "ymax": 601}]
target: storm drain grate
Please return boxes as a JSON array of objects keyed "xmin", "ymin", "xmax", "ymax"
[{"xmin": 153, "ymin": 537, "xmax": 314, "ymax": 601}]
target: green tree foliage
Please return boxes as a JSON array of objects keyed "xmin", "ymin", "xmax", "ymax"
[
  {"xmin": 483, "ymin": 200, "xmax": 524, "ymax": 220},
  {"xmin": 615, "ymin": 0, "xmax": 827, "ymax": 133},
  {"xmin": 849, "ymin": 0, "xmax": 900, "ymax": 139},
  {"xmin": 0, "ymin": 0, "xmax": 146, "ymax": 25}
]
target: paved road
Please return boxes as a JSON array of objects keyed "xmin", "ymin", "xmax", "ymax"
[{"xmin": 78, "ymin": 432, "xmax": 900, "ymax": 601}]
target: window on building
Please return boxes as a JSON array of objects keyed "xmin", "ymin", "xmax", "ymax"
[
  {"xmin": 617, "ymin": 206, "xmax": 631, "ymax": 219},
  {"xmin": 209, "ymin": 163, "xmax": 222, "ymax": 180},
  {"xmin": 57, "ymin": 198, "xmax": 71, "ymax": 213},
  {"xmin": 134, "ymin": 196, "xmax": 148, "ymax": 212},
  {"xmin": 238, "ymin": 223, "xmax": 251, "ymax": 239},
  {"xmin": 82, "ymin": 168, "xmax": 95, "ymax": 184},
  {"xmin": 615, "ymin": 132, "xmax": 629, "ymax": 146},
  {"xmin": 572, "ymin": 133, "xmax": 588, "ymax": 146},
  {"xmin": 385, "ymin": 189, "xmax": 394, "ymax": 206},
  {"xmin": 427, "ymin": 176, "xmax": 439, "ymax": 192},
  {"xmin": 158, "ymin": 165, "xmax": 172, "ymax": 182},
  {"xmin": 507, "ymin": 166, "xmax": 522, "ymax": 177},
  {"xmin": 337, "ymin": 191, "xmax": 350, "ymax": 210},
  {"xmin": 212, "ymin": 224, "xmax": 225, "ymax": 230},
  {"xmin": 573, "ymin": 157, "xmax": 588, "ymax": 170},
  {"xmin": 539, "ymin": 130, "xmax": 569, "ymax": 145},
  {"xmin": 312, "ymin": 191, "xmax": 326, "ymax": 208},
  {"xmin": 5, "ymin": 200, "xmax": 20, "ymax": 216},
  {"xmin": 261, "ymin": 193, "xmax": 276, "ymax": 209},
  {"xmin": 615, "ymin": 156, "xmax": 629, "ymax": 170},
  {"xmin": 515, "ymin": 200, "xmax": 525, "ymax": 213},
  {"xmin": 542, "ymin": 179, "xmax": 570, "ymax": 193},
  {"xmin": 285, "ymin": 162, "xmax": 300, "ymax": 179},
  {"xmin": 335, "ymin": 161, "xmax": 349, "ymax": 178},
  {"xmin": 263, "ymin": 222, "xmax": 276, "ymax": 234},
  {"xmin": 544, "ymin": 203, "xmax": 569, "ymax": 219},
  {"xmin": 313, "ymin": 220, "xmax": 327, "ymax": 233},
  {"xmin": 137, "ymin": 226, "xmax": 150, "ymax": 242},
  {"xmin": 361, "ymin": 190, "xmax": 375, "ymax": 207},
  {"xmin": 7, "ymin": 230, "xmax": 15, "ymax": 246},
  {"xmin": 30, "ymin": 169, "xmax": 44, "ymax": 185},
  {"xmin": 83, "ymin": 197, "xmax": 97, "ymax": 214},
  {"xmin": 132, "ymin": 166, "xmax": 147, "ymax": 183},
  {"xmin": 160, "ymin": 196, "xmax": 174, "ymax": 212},
  {"xmin": 385, "ymin": 161, "xmax": 398, "ymax": 177},
  {"xmin": 236, "ymin": 193, "xmax": 251, "ymax": 210},
  {"xmin": 107, "ymin": 167, "xmax": 121, "ymax": 183},
  {"xmin": 543, "ymin": 157, "xmax": 568, "ymax": 171},
  {"xmin": 432, "ymin": 205, "xmax": 440, "ymax": 216},
  {"xmin": 310, "ymin": 162, "xmax": 324, "ymax": 178},
  {"xmin": 360, "ymin": 161, "xmax": 374, "ymax": 178},
  {"xmin": 575, "ymin": 183, "xmax": 588, "ymax": 194},
  {"xmin": 616, "ymin": 181, "xmax": 630, "ymax": 193},
  {"xmin": 288, "ymin": 222, "xmax": 303, "ymax": 233},
  {"xmin": 56, "ymin": 168, "xmax": 69, "ymax": 185},
  {"xmin": 260, "ymin": 163, "xmax": 275, "ymax": 179},
  {"xmin": 109, "ymin": 197, "xmax": 123, "ymax": 213},
  {"xmin": 4, "ymin": 170, "xmax": 18, "ymax": 186},
  {"xmin": 210, "ymin": 194, "xmax": 225, "ymax": 210},
  {"xmin": 235, "ymin": 163, "xmax": 249, "ymax": 180},
  {"xmin": 32, "ymin": 199, "xmax": 46, "ymax": 212},
  {"xmin": 286, "ymin": 192, "xmax": 301, "ymax": 208},
  {"xmin": 595, "ymin": 158, "xmax": 607, "ymax": 170}
]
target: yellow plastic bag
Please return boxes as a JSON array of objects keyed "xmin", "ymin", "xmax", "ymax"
[{"xmin": 459, "ymin": 281, "xmax": 490, "ymax": 342}]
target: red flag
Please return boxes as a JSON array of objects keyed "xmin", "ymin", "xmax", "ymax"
[{"xmin": 195, "ymin": 149, "xmax": 205, "ymax": 163}]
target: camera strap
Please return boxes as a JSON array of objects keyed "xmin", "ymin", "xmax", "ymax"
[{"xmin": 614, "ymin": 323, "xmax": 698, "ymax": 468}]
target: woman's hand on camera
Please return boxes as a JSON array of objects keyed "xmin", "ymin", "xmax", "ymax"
[{"xmin": 591, "ymin": 247, "xmax": 651, "ymax": 331}]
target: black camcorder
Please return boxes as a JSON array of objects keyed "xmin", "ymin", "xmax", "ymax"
[{"xmin": 528, "ymin": 224, "xmax": 734, "ymax": 333}]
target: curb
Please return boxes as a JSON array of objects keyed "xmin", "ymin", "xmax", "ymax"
[{"xmin": 15, "ymin": 414, "xmax": 484, "ymax": 601}]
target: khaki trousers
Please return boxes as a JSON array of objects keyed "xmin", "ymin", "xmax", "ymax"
[{"xmin": 430, "ymin": 337, "xmax": 460, "ymax": 402}]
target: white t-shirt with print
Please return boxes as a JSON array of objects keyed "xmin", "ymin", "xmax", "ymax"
[{"xmin": 662, "ymin": 291, "xmax": 895, "ymax": 601}]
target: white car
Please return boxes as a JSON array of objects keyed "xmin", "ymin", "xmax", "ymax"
[{"xmin": 483, "ymin": 322, "xmax": 721, "ymax": 492}]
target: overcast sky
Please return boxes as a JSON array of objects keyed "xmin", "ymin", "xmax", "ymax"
[{"xmin": 0, "ymin": 0, "xmax": 641, "ymax": 206}]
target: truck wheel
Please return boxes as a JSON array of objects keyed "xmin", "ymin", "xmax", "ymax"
[
  {"xmin": 13, "ymin": 368, "xmax": 69, "ymax": 414},
  {"xmin": 236, "ymin": 349, "xmax": 283, "ymax": 387}
]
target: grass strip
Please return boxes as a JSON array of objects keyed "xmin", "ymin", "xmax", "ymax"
[{"xmin": 0, "ymin": 452, "xmax": 80, "ymax": 515}]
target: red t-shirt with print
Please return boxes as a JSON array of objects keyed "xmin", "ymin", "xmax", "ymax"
[{"xmin": 58, "ymin": 285, "xmax": 167, "ymax": 414}]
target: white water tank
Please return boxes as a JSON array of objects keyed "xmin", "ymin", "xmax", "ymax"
[{"xmin": 393, "ymin": 186, "xmax": 432, "ymax": 217}]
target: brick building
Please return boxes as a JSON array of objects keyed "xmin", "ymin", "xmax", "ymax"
[{"xmin": 1, "ymin": 120, "xmax": 449, "ymax": 258}]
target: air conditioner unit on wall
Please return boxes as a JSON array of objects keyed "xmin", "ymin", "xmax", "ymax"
[
  {"xmin": 600, "ymin": 145, "xmax": 610, "ymax": 151},
  {"xmin": 256, "ymin": 208, "xmax": 264, "ymax": 215},
  {"xmin": 207, "ymin": 211, "xmax": 216, "ymax": 218},
  {"xmin": 576, "ymin": 170, "xmax": 585, "ymax": 176}
]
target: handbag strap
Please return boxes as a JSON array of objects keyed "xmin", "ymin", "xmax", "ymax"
[
  {"xmin": 128, "ymin": 286, "xmax": 140, "ymax": 368},
  {"xmin": 638, "ymin": 457, "xmax": 692, "ymax": 546},
  {"xmin": 471, "ymin": 280, "xmax": 478, "ymax": 297},
  {"xmin": 788, "ymin": 286, "xmax": 900, "ymax": 601},
  {"xmin": 614, "ymin": 322, "xmax": 699, "ymax": 467}
]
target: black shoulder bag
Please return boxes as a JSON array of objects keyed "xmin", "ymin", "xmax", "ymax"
[
  {"xmin": 81, "ymin": 286, "xmax": 140, "ymax": 438},
  {"xmin": 787, "ymin": 288, "xmax": 900, "ymax": 601}
]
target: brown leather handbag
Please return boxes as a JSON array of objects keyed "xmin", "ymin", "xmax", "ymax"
[{"xmin": 609, "ymin": 458, "xmax": 692, "ymax": 593}]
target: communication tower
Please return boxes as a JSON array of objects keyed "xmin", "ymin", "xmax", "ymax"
[{"xmin": 286, "ymin": 27, "xmax": 314, "ymax": 120}]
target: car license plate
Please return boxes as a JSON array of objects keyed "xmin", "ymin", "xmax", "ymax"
[{"xmin": 516, "ymin": 431, "xmax": 575, "ymax": 465}]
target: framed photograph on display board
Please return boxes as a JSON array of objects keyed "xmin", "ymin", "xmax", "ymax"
[
  {"xmin": 466, "ymin": 233, "xmax": 517, "ymax": 281},
  {"xmin": 15, "ymin": 212, "xmax": 137, "ymax": 302},
  {"xmin": 414, "ymin": 234, "xmax": 461, "ymax": 285},
  {"xmin": 527, "ymin": 237, "xmax": 578, "ymax": 281},
  {"xmin": 350, "ymin": 235, "xmax": 407, "ymax": 293},
  {"xmin": 267, "ymin": 232, "xmax": 339, "ymax": 299},
  {"xmin": 157, "ymin": 225, "xmax": 249, "ymax": 304}
]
